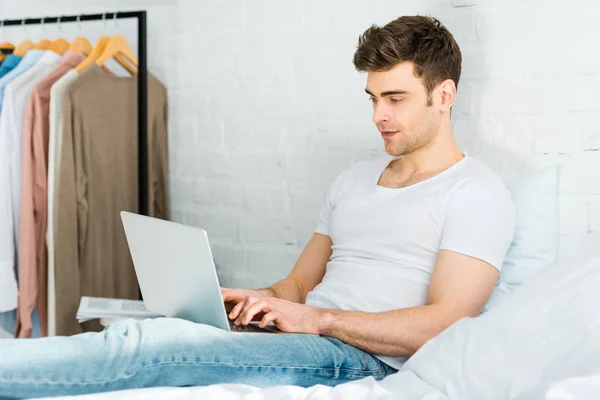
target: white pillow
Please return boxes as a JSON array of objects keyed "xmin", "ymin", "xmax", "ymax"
[
  {"xmin": 545, "ymin": 375, "xmax": 600, "ymax": 400},
  {"xmin": 385, "ymin": 256, "xmax": 600, "ymax": 400},
  {"xmin": 484, "ymin": 166, "xmax": 558, "ymax": 311}
]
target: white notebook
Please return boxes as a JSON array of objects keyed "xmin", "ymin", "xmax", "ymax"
[{"xmin": 76, "ymin": 296, "xmax": 163, "ymax": 323}]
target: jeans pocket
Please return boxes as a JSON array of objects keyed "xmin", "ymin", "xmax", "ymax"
[
  {"xmin": 357, "ymin": 350, "xmax": 374, "ymax": 372},
  {"xmin": 358, "ymin": 351, "xmax": 398, "ymax": 380}
]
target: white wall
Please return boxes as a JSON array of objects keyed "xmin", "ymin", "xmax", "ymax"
[{"xmin": 2, "ymin": 0, "xmax": 599, "ymax": 290}]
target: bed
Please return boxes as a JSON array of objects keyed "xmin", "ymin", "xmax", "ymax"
[
  {"xmin": 32, "ymin": 375, "xmax": 600, "ymax": 400},
  {"xmin": 32, "ymin": 256, "xmax": 600, "ymax": 400}
]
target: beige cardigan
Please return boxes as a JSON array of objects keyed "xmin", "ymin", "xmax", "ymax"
[{"xmin": 53, "ymin": 65, "xmax": 169, "ymax": 336}]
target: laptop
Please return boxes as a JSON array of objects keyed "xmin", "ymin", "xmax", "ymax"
[{"xmin": 120, "ymin": 211, "xmax": 278, "ymax": 334}]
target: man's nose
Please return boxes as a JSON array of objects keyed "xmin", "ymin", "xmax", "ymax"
[{"xmin": 372, "ymin": 103, "xmax": 391, "ymax": 125}]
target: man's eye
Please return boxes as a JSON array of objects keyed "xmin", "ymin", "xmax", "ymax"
[
  {"xmin": 391, "ymin": 98, "xmax": 402, "ymax": 103},
  {"xmin": 368, "ymin": 97, "xmax": 377, "ymax": 103}
]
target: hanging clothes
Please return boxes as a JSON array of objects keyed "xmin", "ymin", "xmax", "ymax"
[
  {"xmin": 0, "ymin": 54, "xmax": 41, "ymax": 337},
  {"xmin": 16, "ymin": 52, "xmax": 86, "ymax": 338},
  {"xmin": 0, "ymin": 50, "xmax": 44, "ymax": 315},
  {"xmin": 54, "ymin": 64, "xmax": 169, "ymax": 336},
  {"xmin": 0, "ymin": 50, "xmax": 57, "ymax": 315}
]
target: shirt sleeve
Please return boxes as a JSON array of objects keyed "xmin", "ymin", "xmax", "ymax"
[
  {"xmin": 54, "ymin": 87, "xmax": 83, "ymax": 336},
  {"xmin": 439, "ymin": 175, "xmax": 516, "ymax": 270},
  {"xmin": 15, "ymin": 89, "xmax": 38, "ymax": 338},
  {"xmin": 315, "ymin": 169, "xmax": 347, "ymax": 237},
  {"xmin": 0, "ymin": 147, "xmax": 18, "ymax": 312},
  {"xmin": 0, "ymin": 88, "xmax": 19, "ymax": 313},
  {"xmin": 150, "ymin": 79, "xmax": 170, "ymax": 221}
]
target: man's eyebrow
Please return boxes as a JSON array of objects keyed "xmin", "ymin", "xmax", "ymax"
[{"xmin": 365, "ymin": 89, "xmax": 409, "ymax": 97}]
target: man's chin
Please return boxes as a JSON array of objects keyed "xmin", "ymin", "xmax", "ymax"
[{"xmin": 384, "ymin": 145, "xmax": 407, "ymax": 157}]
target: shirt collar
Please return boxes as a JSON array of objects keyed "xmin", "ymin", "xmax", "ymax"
[
  {"xmin": 58, "ymin": 51, "xmax": 86, "ymax": 69},
  {"xmin": 36, "ymin": 50, "xmax": 61, "ymax": 64},
  {"xmin": 20, "ymin": 49, "xmax": 45, "ymax": 67},
  {"xmin": 1, "ymin": 54, "xmax": 22, "ymax": 69}
]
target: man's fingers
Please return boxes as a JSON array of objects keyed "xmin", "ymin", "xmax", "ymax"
[
  {"xmin": 236, "ymin": 298, "xmax": 259, "ymax": 324},
  {"xmin": 237, "ymin": 300, "xmax": 271, "ymax": 325},
  {"xmin": 225, "ymin": 293, "xmax": 276, "ymax": 322},
  {"xmin": 222, "ymin": 290, "xmax": 249, "ymax": 307},
  {"xmin": 220, "ymin": 288, "xmax": 239, "ymax": 302},
  {"xmin": 260, "ymin": 311, "xmax": 279, "ymax": 328},
  {"xmin": 231, "ymin": 296, "xmax": 256, "ymax": 321},
  {"xmin": 228, "ymin": 298, "xmax": 248, "ymax": 320}
]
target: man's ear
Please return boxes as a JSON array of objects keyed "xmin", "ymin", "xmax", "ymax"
[{"xmin": 438, "ymin": 79, "xmax": 457, "ymax": 112}]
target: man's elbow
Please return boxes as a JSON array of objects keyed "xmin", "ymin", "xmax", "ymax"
[{"xmin": 412, "ymin": 306, "xmax": 475, "ymax": 354}]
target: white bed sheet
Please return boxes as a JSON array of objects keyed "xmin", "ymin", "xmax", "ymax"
[
  {"xmin": 33, "ymin": 372, "xmax": 443, "ymax": 400},
  {"xmin": 32, "ymin": 372, "xmax": 600, "ymax": 400},
  {"xmin": 33, "ymin": 373, "xmax": 600, "ymax": 400}
]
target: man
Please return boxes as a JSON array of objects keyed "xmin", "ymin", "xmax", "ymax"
[{"xmin": 0, "ymin": 15, "xmax": 515, "ymax": 398}]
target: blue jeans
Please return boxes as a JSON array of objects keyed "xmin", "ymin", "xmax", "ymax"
[{"xmin": 0, "ymin": 317, "xmax": 397, "ymax": 399}]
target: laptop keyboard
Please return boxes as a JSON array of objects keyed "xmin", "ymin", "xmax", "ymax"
[{"xmin": 229, "ymin": 321, "xmax": 275, "ymax": 333}]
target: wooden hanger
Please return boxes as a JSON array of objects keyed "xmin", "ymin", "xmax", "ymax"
[
  {"xmin": 34, "ymin": 39, "xmax": 52, "ymax": 50},
  {"xmin": 95, "ymin": 35, "xmax": 138, "ymax": 75},
  {"xmin": 49, "ymin": 38, "xmax": 70, "ymax": 55},
  {"xmin": 68, "ymin": 37, "xmax": 92, "ymax": 55},
  {"xmin": 13, "ymin": 40, "xmax": 34, "ymax": 57},
  {"xmin": 0, "ymin": 42, "xmax": 15, "ymax": 63},
  {"xmin": 75, "ymin": 36, "xmax": 110, "ymax": 73}
]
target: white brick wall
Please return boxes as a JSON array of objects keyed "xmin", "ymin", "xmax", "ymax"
[{"xmin": 3, "ymin": 0, "xmax": 600, "ymax": 290}]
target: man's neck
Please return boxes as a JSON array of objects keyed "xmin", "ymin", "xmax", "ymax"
[{"xmin": 390, "ymin": 123, "xmax": 464, "ymax": 180}]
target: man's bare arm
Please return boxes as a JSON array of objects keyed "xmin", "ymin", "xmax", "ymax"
[
  {"xmin": 224, "ymin": 233, "xmax": 332, "ymax": 320},
  {"xmin": 317, "ymin": 250, "xmax": 499, "ymax": 356},
  {"xmin": 258, "ymin": 233, "xmax": 332, "ymax": 303}
]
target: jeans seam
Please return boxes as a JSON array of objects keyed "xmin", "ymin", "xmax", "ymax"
[
  {"xmin": 357, "ymin": 351, "xmax": 372, "ymax": 372},
  {"xmin": 375, "ymin": 363, "xmax": 397, "ymax": 380},
  {"xmin": 146, "ymin": 360, "xmax": 372, "ymax": 374},
  {"xmin": 1, "ymin": 361, "xmax": 375, "ymax": 386},
  {"xmin": 150, "ymin": 360, "xmax": 370, "ymax": 370},
  {"xmin": 357, "ymin": 352, "xmax": 397, "ymax": 380}
]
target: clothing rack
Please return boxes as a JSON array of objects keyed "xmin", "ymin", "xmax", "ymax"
[{"xmin": 0, "ymin": 11, "xmax": 149, "ymax": 216}]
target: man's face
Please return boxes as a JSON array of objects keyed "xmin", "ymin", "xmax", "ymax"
[{"xmin": 365, "ymin": 62, "xmax": 441, "ymax": 157}]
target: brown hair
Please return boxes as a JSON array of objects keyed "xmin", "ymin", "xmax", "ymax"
[{"xmin": 353, "ymin": 16, "xmax": 462, "ymax": 106}]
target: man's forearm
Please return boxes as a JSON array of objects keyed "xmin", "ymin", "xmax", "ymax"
[
  {"xmin": 258, "ymin": 277, "xmax": 305, "ymax": 303},
  {"xmin": 318, "ymin": 305, "xmax": 460, "ymax": 357}
]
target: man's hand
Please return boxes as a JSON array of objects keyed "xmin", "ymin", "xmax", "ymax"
[
  {"xmin": 232, "ymin": 296, "xmax": 332, "ymax": 335},
  {"xmin": 220, "ymin": 287, "xmax": 271, "ymax": 317}
]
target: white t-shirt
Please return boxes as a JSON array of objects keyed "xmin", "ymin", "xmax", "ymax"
[{"xmin": 305, "ymin": 154, "xmax": 516, "ymax": 370}]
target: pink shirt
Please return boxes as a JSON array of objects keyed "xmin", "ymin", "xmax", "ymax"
[{"xmin": 17, "ymin": 52, "xmax": 85, "ymax": 338}]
